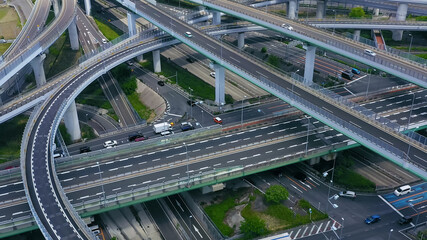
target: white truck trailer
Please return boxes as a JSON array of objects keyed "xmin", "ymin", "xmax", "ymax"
[{"xmin": 153, "ymin": 122, "xmax": 172, "ymax": 133}]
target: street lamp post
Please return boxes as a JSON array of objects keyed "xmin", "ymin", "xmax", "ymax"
[
  {"xmin": 406, "ymin": 91, "xmax": 415, "ymax": 130},
  {"xmin": 184, "ymin": 143, "xmax": 190, "ymax": 187},
  {"xmin": 305, "ymin": 115, "xmax": 310, "ymax": 155},
  {"xmin": 241, "ymin": 96, "xmax": 246, "ymax": 128},
  {"xmin": 325, "ymin": 156, "xmax": 337, "ymax": 211},
  {"xmin": 201, "ymin": 110, "xmax": 204, "ymax": 125},
  {"xmin": 409, "ymin": 203, "xmax": 420, "ymax": 227},
  {"xmin": 333, "ymin": 10, "xmax": 337, "ymax": 35},
  {"xmin": 409, "ymin": 34, "xmax": 414, "ymax": 53},
  {"xmin": 340, "ymin": 217, "xmax": 344, "ymax": 238},
  {"xmin": 189, "ymin": 87, "xmax": 193, "ymax": 119},
  {"xmin": 97, "ymin": 162, "xmax": 106, "ymax": 206},
  {"xmin": 365, "ymin": 68, "xmax": 372, "ymax": 97},
  {"xmin": 387, "ymin": 229, "xmax": 393, "ymax": 240}
]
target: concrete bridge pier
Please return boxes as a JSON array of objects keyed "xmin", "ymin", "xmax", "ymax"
[
  {"xmin": 309, "ymin": 156, "xmax": 320, "ymax": 165},
  {"xmin": 287, "ymin": 0, "xmax": 299, "ymax": 19},
  {"xmin": 84, "ymin": 0, "xmax": 91, "ymax": 16},
  {"xmin": 214, "ymin": 63, "xmax": 225, "ymax": 105},
  {"xmin": 137, "ymin": 54, "xmax": 144, "ymax": 62},
  {"xmin": 212, "ymin": 11, "xmax": 221, "ymax": 25},
  {"xmin": 374, "ymin": 8, "xmax": 379, "ymax": 16},
  {"xmin": 63, "ymin": 101, "xmax": 81, "ymax": 141},
  {"xmin": 153, "ymin": 50, "xmax": 161, "ymax": 73},
  {"xmin": 316, "ymin": 0, "xmax": 327, "ymax": 19},
  {"xmin": 30, "ymin": 54, "xmax": 46, "ymax": 87},
  {"xmin": 52, "ymin": 0, "xmax": 60, "ymax": 16},
  {"xmin": 127, "ymin": 11, "xmax": 137, "ymax": 36},
  {"xmin": 353, "ymin": 30, "xmax": 360, "ymax": 41},
  {"xmin": 392, "ymin": 3, "xmax": 408, "ymax": 41},
  {"xmin": 68, "ymin": 18, "xmax": 79, "ymax": 50},
  {"xmin": 321, "ymin": 152, "xmax": 337, "ymax": 161},
  {"xmin": 238, "ymin": 32, "xmax": 245, "ymax": 49},
  {"xmin": 303, "ymin": 45, "xmax": 316, "ymax": 85}
]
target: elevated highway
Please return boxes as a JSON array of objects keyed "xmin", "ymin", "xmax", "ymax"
[
  {"xmin": 0, "ymin": 94, "xmax": 424, "ymax": 236},
  {"xmin": 0, "ymin": 0, "xmax": 77, "ymax": 87},
  {"xmin": 183, "ymin": 0, "xmax": 427, "ymax": 87},
  {"xmin": 304, "ymin": 19, "xmax": 427, "ymax": 30}
]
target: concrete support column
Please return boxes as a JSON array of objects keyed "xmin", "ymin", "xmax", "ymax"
[
  {"xmin": 63, "ymin": 101, "xmax": 81, "ymax": 141},
  {"xmin": 374, "ymin": 8, "xmax": 379, "ymax": 16},
  {"xmin": 316, "ymin": 0, "xmax": 327, "ymax": 19},
  {"xmin": 84, "ymin": 0, "xmax": 91, "ymax": 16},
  {"xmin": 303, "ymin": 45, "xmax": 316, "ymax": 85},
  {"xmin": 127, "ymin": 11, "xmax": 137, "ymax": 36},
  {"xmin": 214, "ymin": 63, "xmax": 225, "ymax": 105},
  {"xmin": 68, "ymin": 18, "xmax": 79, "ymax": 50},
  {"xmin": 287, "ymin": 0, "xmax": 299, "ymax": 19},
  {"xmin": 353, "ymin": 30, "xmax": 360, "ymax": 41},
  {"xmin": 212, "ymin": 11, "xmax": 221, "ymax": 25},
  {"xmin": 30, "ymin": 54, "xmax": 46, "ymax": 87},
  {"xmin": 52, "ymin": 0, "xmax": 60, "ymax": 17},
  {"xmin": 237, "ymin": 32, "xmax": 245, "ymax": 49},
  {"xmin": 392, "ymin": 3, "xmax": 408, "ymax": 41},
  {"xmin": 153, "ymin": 50, "xmax": 161, "ymax": 73},
  {"xmin": 137, "ymin": 54, "xmax": 144, "ymax": 62}
]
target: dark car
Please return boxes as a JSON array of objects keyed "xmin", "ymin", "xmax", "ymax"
[
  {"xmin": 398, "ymin": 216, "xmax": 412, "ymax": 225},
  {"xmin": 181, "ymin": 122, "xmax": 194, "ymax": 131},
  {"xmin": 341, "ymin": 70, "xmax": 354, "ymax": 80},
  {"xmin": 294, "ymin": 172, "xmax": 307, "ymax": 181},
  {"xmin": 157, "ymin": 81, "xmax": 165, "ymax": 86},
  {"xmin": 186, "ymin": 57, "xmax": 195, "ymax": 63},
  {"xmin": 365, "ymin": 215, "xmax": 381, "ymax": 224},
  {"xmin": 128, "ymin": 134, "xmax": 144, "ymax": 141},
  {"xmin": 79, "ymin": 146, "xmax": 91, "ymax": 153},
  {"xmin": 187, "ymin": 100, "xmax": 196, "ymax": 106}
]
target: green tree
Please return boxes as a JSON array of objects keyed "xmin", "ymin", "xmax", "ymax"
[
  {"xmin": 265, "ymin": 185, "xmax": 289, "ymax": 204},
  {"xmin": 261, "ymin": 47, "xmax": 267, "ymax": 53},
  {"xmin": 349, "ymin": 7, "xmax": 365, "ymax": 18},
  {"xmin": 267, "ymin": 55, "xmax": 280, "ymax": 68},
  {"xmin": 240, "ymin": 217, "xmax": 267, "ymax": 239}
]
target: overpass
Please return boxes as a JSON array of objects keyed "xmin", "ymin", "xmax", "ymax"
[
  {"xmin": 304, "ymin": 19, "xmax": 427, "ymax": 30},
  {"xmin": 0, "ymin": 0, "xmax": 77, "ymax": 87},
  {"xmin": 0, "ymin": 94, "xmax": 424, "ymax": 236},
  {"xmin": 19, "ymin": 0, "xmax": 426, "ymax": 238}
]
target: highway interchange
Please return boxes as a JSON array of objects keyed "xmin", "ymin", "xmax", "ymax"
[{"xmin": 0, "ymin": 0, "xmax": 426, "ymax": 238}]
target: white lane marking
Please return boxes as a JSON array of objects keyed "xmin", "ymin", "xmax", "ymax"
[
  {"xmin": 206, "ymin": 146, "xmax": 213, "ymax": 149},
  {"xmin": 240, "ymin": 157, "xmax": 248, "ymax": 161},
  {"xmin": 322, "ymin": 106, "xmax": 333, "ymax": 113},
  {"xmin": 379, "ymin": 137, "xmax": 394, "ymax": 145},
  {"xmin": 213, "ymin": 163, "xmax": 221, "ymax": 167},
  {"xmin": 112, "ymin": 187, "xmax": 121, "ymax": 192},
  {"xmin": 255, "ymin": 135, "xmax": 262, "ymax": 138},
  {"xmin": 229, "ymin": 56, "xmax": 240, "ymax": 63},
  {"xmin": 323, "ymin": 221, "xmax": 330, "ymax": 231},
  {"xmin": 316, "ymin": 222, "xmax": 323, "ymax": 234},
  {"xmin": 172, "ymin": 173, "xmax": 180, "ymax": 177},
  {"xmin": 123, "ymin": 164, "xmax": 132, "ymax": 168},
  {"xmin": 143, "ymin": 180, "xmax": 152, "ymax": 184},
  {"xmin": 157, "ymin": 177, "xmax": 165, "ymax": 181},
  {"xmin": 349, "ymin": 121, "xmax": 361, "ymax": 128},
  {"xmin": 253, "ymin": 154, "xmax": 261, "ymax": 157},
  {"xmin": 192, "ymin": 149, "xmax": 201, "ymax": 152},
  {"xmin": 227, "ymin": 160, "xmax": 235, "ymax": 163},
  {"xmin": 291, "ymin": 184, "xmax": 303, "ymax": 193},
  {"xmin": 265, "ymin": 151, "xmax": 273, "ymax": 154},
  {"xmin": 139, "ymin": 161, "xmax": 147, "ymax": 165},
  {"xmin": 79, "ymin": 175, "xmax": 88, "ymax": 178},
  {"xmin": 153, "ymin": 158, "xmax": 160, "ymax": 162}
]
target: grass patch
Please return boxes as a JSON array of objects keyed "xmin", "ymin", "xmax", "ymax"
[
  {"xmin": 93, "ymin": 17, "xmax": 122, "ymax": 41},
  {"xmin": 44, "ymin": 32, "xmax": 82, "ymax": 78},
  {"xmin": 0, "ymin": 43, "xmax": 11, "ymax": 54},
  {"xmin": 58, "ymin": 124, "xmax": 72, "ymax": 145},
  {"xmin": 81, "ymin": 124, "xmax": 97, "ymax": 140},
  {"xmin": 76, "ymin": 81, "xmax": 115, "ymax": 112},
  {"xmin": 0, "ymin": 8, "xmax": 9, "ymax": 20},
  {"xmin": 141, "ymin": 54, "xmax": 234, "ymax": 104},
  {"xmin": 127, "ymin": 92, "xmax": 154, "ymax": 120},
  {"xmin": 45, "ymin": 9, "xmax": 55, "ymax": 26},
  {"xmin": 334, "ymin": 166, "xmax": 376, "ymax": 191},
  {"xmin": 0, "ymin": 115, "xmax": 27, "ymax": 162},
  {"xmin": 416, "ymin": 53, "xmax": 427, "ymax": 59},
  {"xmin": 204, "ymin": 197, "xmax": 237, "ymax": 236}
]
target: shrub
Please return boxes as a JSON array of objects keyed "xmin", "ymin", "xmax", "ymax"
[
  {"xmin": 349, "ymin": 7, "xmax": 365, "ymax": 18},
  {"xmin": 298, "ymin": 199, "xmax": 310, "ymax": 210},
  {"xmin": 265, "ymin": 185, "xmax": 289, "ymax": 204},
  {"xmin": 240, "ymin": 217, "xmax": 268, "ymax": 239},
  {"xmin": 267, "ymin": 55, "xmax": 280, "ymax": 68},
  {"xmin": 261, "ymin": 47, "xmax": 267, "ymax": 53}
]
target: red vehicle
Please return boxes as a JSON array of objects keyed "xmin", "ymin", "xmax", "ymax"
[
  {"xmin": 135, "ymin": 136, "xmax": 147, "ymax": 142},
  {"xmin": 213, "ymin": 117, "xmax": 223, "ymax": 124}
]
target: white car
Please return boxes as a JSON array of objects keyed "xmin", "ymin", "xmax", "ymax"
[
  {"xmin": 364, "ymin": 49, "xmax": 376, "ymax": 57},
  {"xmin": 102, "ymin": 38, "xmax": 107, "ymax": 44},
  {"xmin": 339, "ymin": 191, "xmax": 356, "ymax": 199},
  {"xmin": 210, "ymin": 72, "xmax": 216, "ymax": 78},
  {"xmin": 103, "ymin": 140, "xmax": 117, "ymax": 148},
  {"xmin": 160, "ymin": 131, "xmax": 171, "ymax": 136},
  {"xmin": 185, "ymin": 31, "xmax": 193, "ymax": 38},
  {"xmin": 281, "ymin": 23, "xmax": 293, "ymax": 31}
]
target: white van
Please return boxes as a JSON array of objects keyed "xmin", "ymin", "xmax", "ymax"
[{"xmin": 394, "ymin": 185, "xmax": 411, "ymax": 196}]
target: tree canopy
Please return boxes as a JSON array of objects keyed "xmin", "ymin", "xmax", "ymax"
[
  {"xmin": 265, "ymin": 185, "xmax": 289, "ymax": 204},
  {"xmin": 240, "ymin": 217, "xmax": 268, "ymax": 239},
  {"xmin": 349, "ymin": 7, "xmax": 365, "ymax": 18}
]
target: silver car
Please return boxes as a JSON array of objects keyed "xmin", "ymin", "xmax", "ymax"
[{"xmin": 339, "ymin": 191, "xmax": 356, "ymax": 199}]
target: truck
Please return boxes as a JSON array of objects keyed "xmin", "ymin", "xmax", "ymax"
[{"xmin": 153, "ymin": 122, "xmax": 172, "ymax": 133}]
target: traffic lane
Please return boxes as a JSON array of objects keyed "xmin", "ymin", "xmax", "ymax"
[
  {"xmin": 360, "ymin": 89, "xmax": 427, "ymax": 112},
  {"xmin": 165, "ymin": 195, "xmax": 211, "ymax": 240},
  {"xmin": 58, "ymin": 119, "xmax": 329, "ymax": 185},
  {"xmin": 137, "ymin": 0, "xmax": 425, "ymax": 164},
  {"xmin": 64, "ymin": 131, "xmax": 345, "ymax": 203},
  {"xmin": 383, "ymin": 106, "xmax": 427, "ymax": 126},
  {"xmin": 0, "ymin": 202, "xmax": 31, "ymax": 222},
  {"xmin": 144, "ymin": 200, "xmax": 183, "ymax": 240}
]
